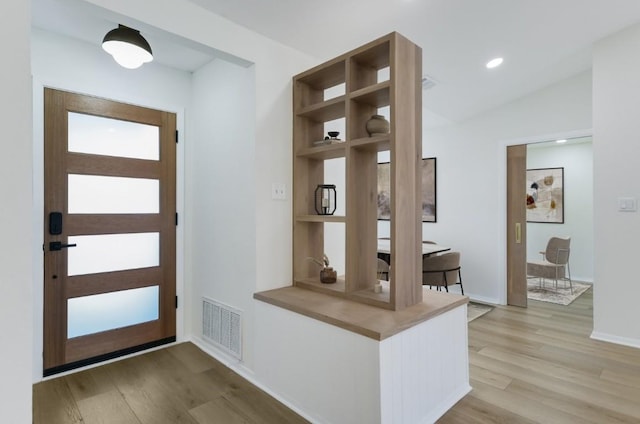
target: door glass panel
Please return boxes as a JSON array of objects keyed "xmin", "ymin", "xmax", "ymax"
[
  {"xmin": 68, "ymin": 174, "xmax": 159, "ymax": 214},
  {"xmin": 67, "ymin": 285, "xmax": 159, "ymax": 338},
  {"xmin": 68, "ymin": 232, "xmax": 159, "ymax": 276},
  {"xmin": 68, "ymin": 112, "xmax": 159, "ymax": 160}
]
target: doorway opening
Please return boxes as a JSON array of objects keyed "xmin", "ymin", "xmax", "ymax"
[
  {"xmin": 506, "ymin": 134, "xmax": 593, "ymax": 308},
  {"xmin": 525, "ymin": 136, "xmax": 593, "ymax": 306}
]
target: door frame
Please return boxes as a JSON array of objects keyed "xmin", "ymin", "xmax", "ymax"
[
  {"xmin": 32, "ymin": 81, "xmax": 186, "ymax": 381},
  {"xmin": 498, "ymin": 128, "xmax": 592, "ymax": 305}
]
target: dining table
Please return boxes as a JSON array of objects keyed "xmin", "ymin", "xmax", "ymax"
[{"xmin": 377, "ymin": 239, "xmax": 451, "ymax": 260}]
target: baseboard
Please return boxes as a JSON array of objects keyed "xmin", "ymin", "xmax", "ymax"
[
  {"xmin": 572, "ymin": 277, "xmax": 594, "ymax": 284},
  {"xmin": 189, "ymin": 336, "xmax": 318, "ymax": 423},
  {"xmin": 467, "ymin": 293, "xmax": 501, "ymax": 306},
  {"xmin": 590, "ymin": 331, "xmax": 640, "ymax": 349},
  {"xmin": 189, "ymin": 336, "xmax": 243, "ymax": 369},
  {"xmin": 433, "ymin": 286, "xmax": 500, "ymax": 306},
  {"xmin": 420, "ymin": 384, "xmax": 472, "ymax": 424}
]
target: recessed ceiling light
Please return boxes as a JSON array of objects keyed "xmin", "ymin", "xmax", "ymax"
[
  {"xmin": 486, "ymin": 57, "xmax": 503, "ymax": 69},
  {"xmin": 556, "ymin": 139, "xmax": 567, "ymax": 143}
]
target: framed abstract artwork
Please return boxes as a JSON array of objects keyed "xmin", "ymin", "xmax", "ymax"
[
  {"xmin": 526, "ymin": 167, "xmax": 564, "ymax": 223},
  {"xmin": 377, "ymin": 157, "xmax": 436, "ymax": 222}
]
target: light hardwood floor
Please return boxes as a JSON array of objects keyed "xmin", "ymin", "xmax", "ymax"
[
  {"xmin": 34, "ymin": 288, "xmax": 640, "ymax": 423},
  {"xmin": 440, "ymin": 288, "xmax": 640, "ymax": 423},
  {"xmin": 33, "ymin": 343, "xmax": 309, "ymax": 424}
]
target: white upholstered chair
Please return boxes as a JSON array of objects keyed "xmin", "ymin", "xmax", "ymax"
[{"xmin": 527, "ymin": 236, "xmax": 572, "ymax": 293}]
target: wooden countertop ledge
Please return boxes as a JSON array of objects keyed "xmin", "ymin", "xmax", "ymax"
[{"xmin": 254, "ymin": 286, "xmax": 468, "ymax": 341}]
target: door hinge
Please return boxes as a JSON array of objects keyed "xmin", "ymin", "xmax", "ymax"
[
  {"xmin": 175, "ymin": 212, "xmax": 179, "ymax": 226},
  {"xmin": 175, "ymin": 296, "xmax": 178, "ymax": 309},
  {"xmin": 175, "ymin": 130, "xmax": 179, "ymax": 144}
]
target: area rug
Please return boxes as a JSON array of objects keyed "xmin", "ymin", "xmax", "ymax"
[
  {"xmin": 527, "ymin": 280, "xmax": 591, "ymax": 305},
  {"xmin": 468, "ymin": 302, "xmax": 494, "ymax": 322}
]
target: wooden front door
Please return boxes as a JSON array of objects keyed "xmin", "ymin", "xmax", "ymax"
[
  {"xmin": 43, "ymin": 88, "xmax": 177, "ymax": 375},
  {"xmin": 506, "ymin": 144, "xmax": 527, "ymax": 307}
]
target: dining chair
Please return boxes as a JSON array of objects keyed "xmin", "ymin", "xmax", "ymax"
[
  {"xmin": 527, "ymin": 236, "xmax": 572, "ymax": 293},
  {"xmin": 422, "ymin": 251, "xmax": 463, "ymax": 294},
  {"xmin": 376, "ymin": 258, "xmax": 390, "ymax": 281}
]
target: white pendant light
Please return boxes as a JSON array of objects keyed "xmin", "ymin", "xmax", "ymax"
[{"xmin": 102, "ymin": 25, "xmax": 153, "ymax": 69}]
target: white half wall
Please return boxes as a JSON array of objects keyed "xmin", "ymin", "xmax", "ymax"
[
  {"xmin": 420, "ymin": 71, "xmax": 592, "ymax": 304},
  {"xmin": 379, "ymin": 306, "xmax": 470, "ymax": 424},
  {"xmin": 253, "ymin": 301, "xmax": 382, "ymax": 424},
  {"xmin": 1, "ymin": 0, "xmax": 33, "ymax": 420},
  {"xmin": 252, "ymin": 301, "xmax": 470, "ymax": 424},
  {"xmin": 526, "ymin": 140, "xmax": 594, "ymax": 282},
  {"xmin": 592, "ymin": 22, "xmax": 640, "ymax": 347}
]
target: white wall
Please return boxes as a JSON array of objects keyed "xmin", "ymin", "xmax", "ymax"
[
  {"xmin": 592, "ymin": 22, "xmax": 640, "ymax": 347},
  {"xmin": 420, "ymin": 71, "xmax": 592, "ymax": 304},
  {"xmin": 30, "ymin": 29, "xmax": 193, "ymax": 112},
  {"xmin": 1, "ymin": 0, "xmax": 33, "ymax": 420},
  {"xmin": 79, "ymin": 0, "xmax": 317, "ymax": 297},
  {"xmin": 526, "ymin": 140, "xmax": 594, "ymax": 282},
  {"xmin": 186, "ymin": 58, "xmax": 257, "ymax": 365}
]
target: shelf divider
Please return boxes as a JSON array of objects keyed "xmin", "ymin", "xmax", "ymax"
[
  {"xmin": 291, "ymin": 32, "xmax": 422, "ymax": 311},
  {"xmin": 296, "ymin": 215, "xmax": 346, "ymax": 223}
]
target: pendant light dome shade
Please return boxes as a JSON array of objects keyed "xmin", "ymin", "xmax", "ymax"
[{"xmin": 102, "ymin": 25, "xmax": 153, "ymax": 69}]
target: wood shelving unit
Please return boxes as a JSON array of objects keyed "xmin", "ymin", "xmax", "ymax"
[{"xmin": 292, "ymin": 32, "xmax": 422, "ymax": 310}]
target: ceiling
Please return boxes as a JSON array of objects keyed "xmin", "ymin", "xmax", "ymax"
[
  {"xmin": 32, "ymin": 0, "xmax": 640, "ymax": 127},
  {"xmin": 528, "ymin": 135, "xmax": 592, "ymax": 150}
]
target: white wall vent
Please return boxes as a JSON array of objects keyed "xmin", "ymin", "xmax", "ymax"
[
  {"xmin": 202, "ymin": 297, "xmax": 242, "ymax": 360},
  {"xmin": 422, "ymin": 75, "xmax": 437, "ymax": 90}
]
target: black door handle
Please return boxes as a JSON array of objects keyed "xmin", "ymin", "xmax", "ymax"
[{"xmin": 49, "ymin": 241, "xmax": 77, "ymax": 251}]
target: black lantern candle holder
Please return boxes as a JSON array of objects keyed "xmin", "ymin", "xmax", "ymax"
[{"xmin": 314, "ymin": 184, "xmax": 337, "ymax": 215}]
